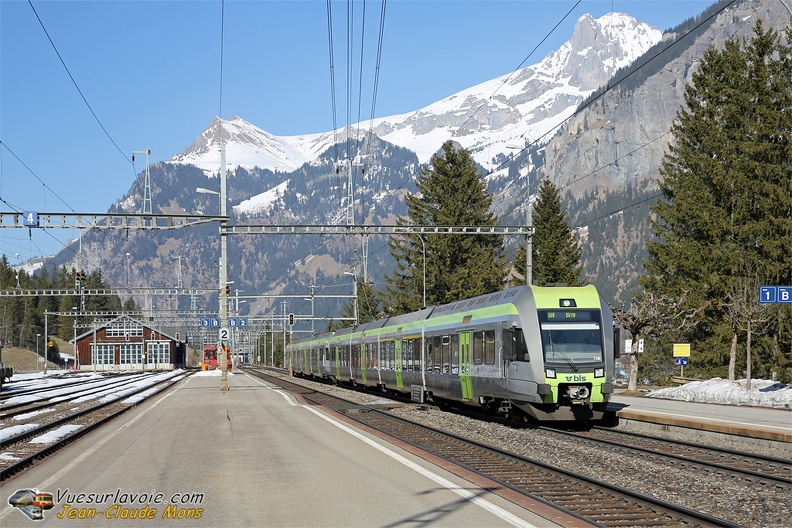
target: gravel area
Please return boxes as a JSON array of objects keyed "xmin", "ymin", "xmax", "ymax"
[{"xmin": 276, "ymin": 373, "xmax": 791, "ymax": 528}]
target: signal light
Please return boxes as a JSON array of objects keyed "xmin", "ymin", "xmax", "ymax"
[{"xmin": 288, "ymin": 313, "xmax": 295, "ymax": 326}]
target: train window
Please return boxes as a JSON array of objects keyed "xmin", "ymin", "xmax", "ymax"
[
  {"xmin": 352, "ymin": 344, "xmax": 361, "ymax": 368},
  {"xmin": 541, "ymin": 323, "xmax": 603, "ymax": 363},
  {"xmin": 425, "ymin": 342, "xmax": 434, "ymax": 371},
  {"xmin": 451, "ymin": 334, "xmax": 459, "ymax": 375},
  {"xmin": 504, "ymin": 328, "xmax": 529, "ymax": 362},
  {"xmin": 412, "ymin": 339, "xmax": 419, "ymax": 371},
  {"xmin": 484, "ymin": 330, "xmax": 496, "ymax": 364},
  {"xmin": 440, "ymin": 336, "xmax": 450, "ymax": 374},
  {"xmin": 389, "ymin": 341, "xmax": 395, "ymax": 370},
  {"xmin": 473, "ymin": 331, "xmax": 484, "ymax": 364}
]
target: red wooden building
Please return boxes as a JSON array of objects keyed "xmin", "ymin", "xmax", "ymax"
[{"xmin": 71, "ymin": 315, "xmax": 186, "ymax": 370}]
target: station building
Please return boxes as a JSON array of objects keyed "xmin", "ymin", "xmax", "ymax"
[{"xmin": 71, "ymin": 315, "xmax": 186, "ymax": 370}]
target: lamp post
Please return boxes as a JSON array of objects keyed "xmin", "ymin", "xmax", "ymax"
[
  {"xmin": 304, "ymin": 292, "xmax": 315, "ymax": 335},
  {"xmin": 172, "ymin": 255, "xmax": 182, "ymax": 289},
  {"xmin": 125, "ymin": 252, "xmax": 131, "ymax": 288},
  {"xmin": 344, "ymin": 271, "xmax": 358, "ymax": 326},
  {"xmin": 197, "ymin": 138, "xmax": 229, "ymax": 391},
  {"xmin": 506, "ymin": 144, "xmax": 533, "ymax": 286},
  {"xmin": 416, "ymin": 234, "xmax": 426, "ymax": 308},
  {"xmin": 72, "ymin": 306, "xmax": 78, "ymax": 370},
  {"xmin": 36, "ymin": 333, "xmax": 41, "ymax": 373}
]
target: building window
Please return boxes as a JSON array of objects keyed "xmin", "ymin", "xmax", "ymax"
[
  {"xmin": 92, "ymin": 344, "xmax": 115, "ymax": 365},
  {"xmin": 106, "ymin": 320, "xmax": 143, "ymax": 338},
  {"xmin": 120, "ymin": 344, "xmax": 143, "ymax": 364}
]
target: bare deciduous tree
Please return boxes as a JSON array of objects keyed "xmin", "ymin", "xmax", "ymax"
[{"xmin": 610, "ymin": 290, "xmax": 702, "ymax": 391}]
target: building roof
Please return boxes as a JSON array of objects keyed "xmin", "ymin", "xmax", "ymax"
[{"xmin": 71, "ymin": 314, "xmax": 182, "ymax": 344}]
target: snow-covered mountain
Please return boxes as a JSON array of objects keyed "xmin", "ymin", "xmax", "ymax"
[
  {"xmin": 170, "ymin": 115, "xmax": 308, "ymax": 173},
  {"xmin": 171, "ymin": 12, "xmax": 662, "ymax": 174}
]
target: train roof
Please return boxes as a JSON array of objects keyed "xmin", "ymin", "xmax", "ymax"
[
  {"xmin": 383, "ymin": 306, "xmax": 434, "ymax": 326},
  {"xmin": 429, "ymin": 286, "xmax": 524, "ymax": 318},
  {"xmin": 288, "ymin": 285, "xmax": 605, "ymax": 347}
]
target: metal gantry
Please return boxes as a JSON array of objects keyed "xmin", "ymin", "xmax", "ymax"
[
  {"xmin": 0, "ymin": 212, "xmax": 226, "ymax": 230},
  {"xmin": 222, "ymin": 224, "xmax": 532, "ymax": 236},
  {"xmin": 0, "ymin": 288, "xmax": 217, "ymax": 297}
]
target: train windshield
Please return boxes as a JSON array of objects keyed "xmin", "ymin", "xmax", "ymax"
[{"xmin": 538, "ymin": 310, "xmax": 603, "ymax": 365}]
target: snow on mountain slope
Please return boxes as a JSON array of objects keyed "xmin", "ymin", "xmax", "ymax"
[
  {"xmin": 233, "ymin": 179, "xmax": 290, "ymax": 215},
  {"xmin": 171, "ymin": 12, "xmax": 661, "ymax": 173}
]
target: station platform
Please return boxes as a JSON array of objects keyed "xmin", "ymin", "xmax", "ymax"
[
  {"xmin": 0, "ymin": 371, "xmax": 577, "ymax": 528},
  {"xmin": 607, "ymin": 393, "xmax": 792, "ymax": 446}
]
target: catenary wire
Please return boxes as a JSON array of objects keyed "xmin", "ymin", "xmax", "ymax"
[{"xmin": 27, "ymin": 0, "xmax": 134, "ymax": 177}]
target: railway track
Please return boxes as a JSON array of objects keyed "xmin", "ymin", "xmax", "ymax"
[
  {"xmin": 567, "ymin": 427, "xmax": 791, "ymax": 487},
  {"xmin": 1, "ymin": 372, "xmax": 153, "ymax": 418},
  {"xmin": 0, "ymin": 371, "xmax": 188, "ymax": 481},
  {"xmin": 244, "ymin": 367, "xmax": 744, "ymax": 527}
]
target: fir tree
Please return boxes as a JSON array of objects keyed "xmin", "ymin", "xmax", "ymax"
[
  {"xmin": 514, "ymin": 177, "xmax": 583, "ymax": 286},
  {"xmin": 640, "ymin": 21, "xmax": 792, "ymax": 381},
  {"xmin": 384, "ymin": 141, "xmax": 506, "ymax": 314}
]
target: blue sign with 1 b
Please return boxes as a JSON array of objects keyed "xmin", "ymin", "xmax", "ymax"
[
  {"xmin": 760, "ymin": 286, "xmax": 792, "ymax": 304},
  {"xmin": 674, "ymin": 357, "xmax": 689, "ymax": 366}
]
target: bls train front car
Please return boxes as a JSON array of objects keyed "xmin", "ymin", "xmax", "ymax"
[
  {"xmin": 412, "ymin": 283, "xmax": 616, "ymax": 422},
  {"xmin": 500, "ymin": 284, "xmax": 616, "ymax": 421}
]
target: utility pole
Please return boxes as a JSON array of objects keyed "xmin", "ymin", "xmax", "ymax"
[
  {"xmin": 219, "ymin": 137, "xmax": 229, "ymax": 391},
  {"xmin": 281, "ymin": 300, "xmax": 288, "ymax": 374},
  {"xmin": 338, "ymin": 155, "xmax": 370, "ymax": 281}
]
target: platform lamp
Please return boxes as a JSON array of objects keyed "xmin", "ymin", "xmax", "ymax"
[
  {"xmin": 37, "ymin": 333, "xmax": 41, "ymax": 373},
  {"xmin": 197, "ymin": 141, "xmax": 229, "ymax": 390},
  {"xmin": 506, "ymin": 144, "xmax": 533, "ymax": 286}
]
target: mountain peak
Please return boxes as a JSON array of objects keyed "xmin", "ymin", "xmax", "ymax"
[{"xmin": 170, "ymin": 116, "xmax": 306, "ymax": 174}]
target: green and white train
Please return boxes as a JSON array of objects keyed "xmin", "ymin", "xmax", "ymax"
[{"xmin": 286, "ymin": 284, "xmax": 618, "ymax": 422}]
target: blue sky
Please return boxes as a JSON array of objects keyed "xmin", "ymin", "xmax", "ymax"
[{"xmin": 0, "ymin": 0, "xmax": 713, "ymax": 264}]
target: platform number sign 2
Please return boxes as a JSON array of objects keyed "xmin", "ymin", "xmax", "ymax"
[{"xmin": 219, "ymin": 327, "xmax": 230, "ymax": 341}]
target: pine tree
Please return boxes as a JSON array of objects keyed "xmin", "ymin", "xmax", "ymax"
[
  {"xmin": 640, "ymin": 21, "xmax": 792, "ymax": 380},
  {"xmin": 514, "ymin": 177, "xmax": 583, "ymax": 286},
  {"xmin": 384, "ymin": 141, "xmax": 506, "ymax": 314}
]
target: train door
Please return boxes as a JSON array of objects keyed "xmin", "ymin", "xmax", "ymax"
[
  {"xmin": 459, "ymin": 331, "xmax": 474, "ymax": 401},
  {"xmin": 361, "ymin": 343, "xmax": 368, "ymax": 385},
  {"xmin": 395, "ymin": 338, "xmax": 403, "ymax": 390},
  {"xmin": 503, "ymin": 328, "xmax": 531, "ymax": 381}
]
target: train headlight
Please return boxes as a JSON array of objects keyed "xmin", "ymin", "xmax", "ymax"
[
  {"xmin": 545, "ymin": 368, "xmax": 556, "ymax": 379},
  {"xmin": 595, "ymin": 368, "xmax": 605, "ymax": 378}
]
